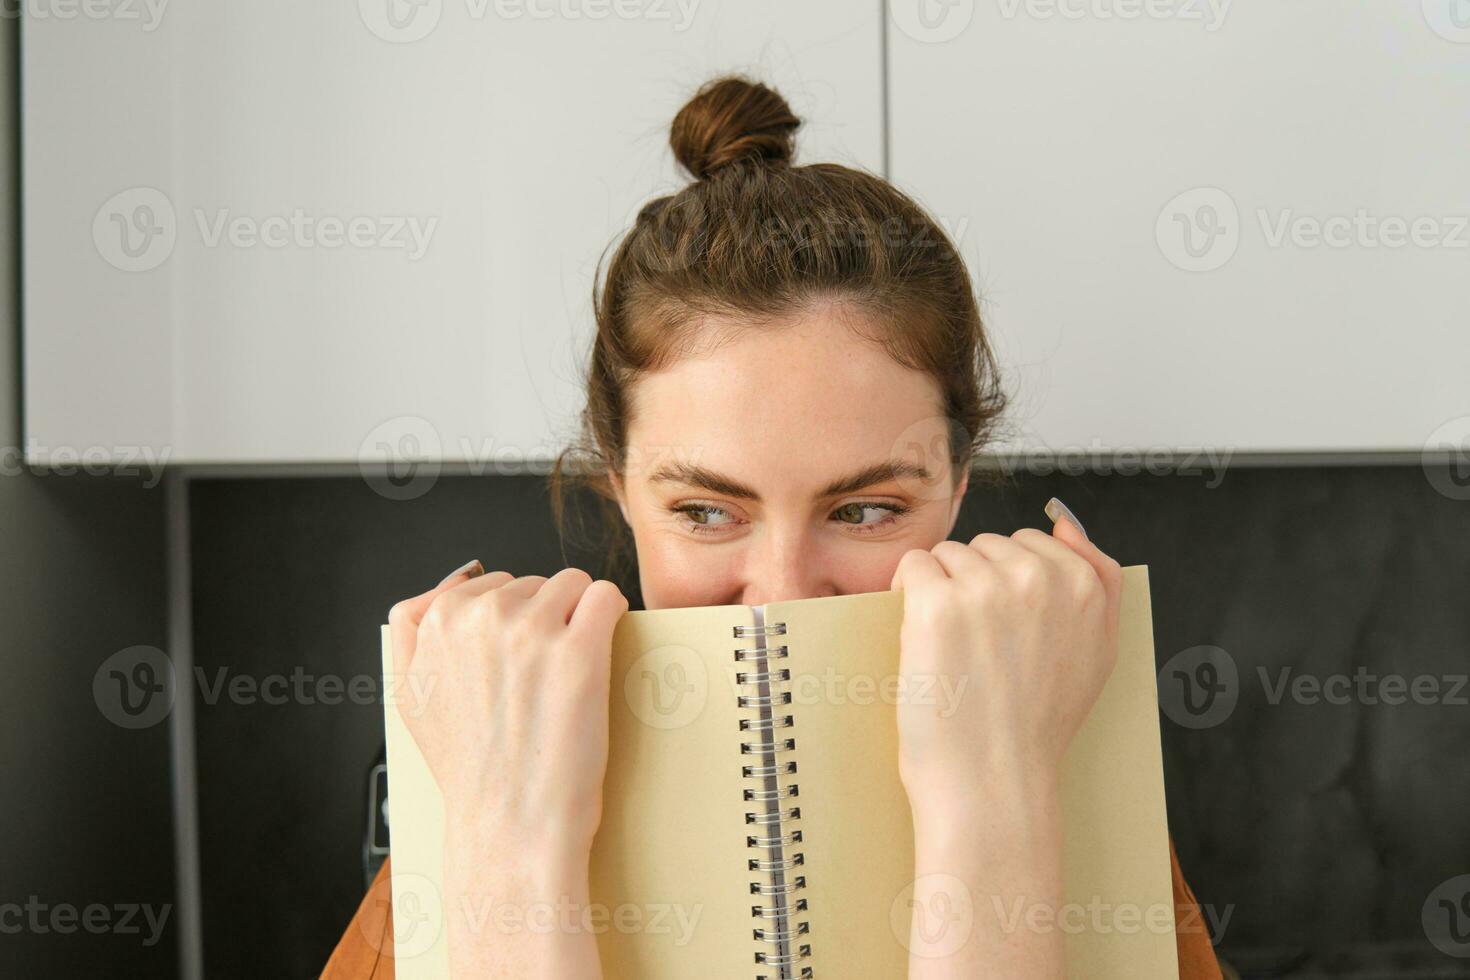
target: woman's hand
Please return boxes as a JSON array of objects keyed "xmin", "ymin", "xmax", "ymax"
[
  {"xmin": 892, "ymin": 499, "xmax": 1123, "ymax": 812},
  {"xmin": 890, "ymin": 500, "xmax": 1123, "ymax": 977},
  {"xmin": 388, "ymin": 560, "xmax": 628, "ymax": 979}
]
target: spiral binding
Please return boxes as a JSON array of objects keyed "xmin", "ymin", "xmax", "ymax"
[{"xmin": 735, "ymin": 615, "xmax": 813, "ymax": 980}]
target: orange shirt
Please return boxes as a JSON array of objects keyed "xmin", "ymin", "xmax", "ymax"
[{"xmin": 323, "ymin": 836, "xmax": 1223, "ymax": 978}]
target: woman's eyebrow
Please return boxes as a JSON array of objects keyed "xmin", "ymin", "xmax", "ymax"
[{"xmin": 645, "ymin": 459, "xmax": 932, "ymax": 502}]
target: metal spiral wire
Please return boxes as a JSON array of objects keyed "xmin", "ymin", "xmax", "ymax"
[{"xmin": 734, "ymin": 620, "xmax": 812, "ymax": 980}]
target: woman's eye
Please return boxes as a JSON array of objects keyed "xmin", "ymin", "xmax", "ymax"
[
  {"xmin": 672, "ymin": 503, "xmax": 735, "ymax": 535},
  {"xmin": 671, "ymin": 501, "xmax": 909, "ymax": 537},
  {"xmin": 831, "ymin": 502, "xmax": 908, "ymax": 533}
]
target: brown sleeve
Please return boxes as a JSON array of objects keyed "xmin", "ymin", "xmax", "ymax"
[
  {"xmin": 320, "ymin": 858, "xmax": 396, "ymax": 980},
  {"xmin": 1169, "ymin": 836, "xmax": 1223, "ymax": 980}
]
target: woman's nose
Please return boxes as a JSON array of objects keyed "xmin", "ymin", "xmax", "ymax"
[{"xmin": 739, "ymin": 528, "xmax": 836, "ymax": 606}]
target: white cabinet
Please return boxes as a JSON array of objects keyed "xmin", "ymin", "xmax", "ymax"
[
  {"xmin": 24, "ymin": 1, "xmax": 882, "ymax": 464},
  {"xmin": 889, "ymin": 2, "xmax": 1470, "ymax": 455}
]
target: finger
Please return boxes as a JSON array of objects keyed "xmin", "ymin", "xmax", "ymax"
[
  {"xmin": 447, "ymin": 568, "xmax": 516, "ymax": 600},
  {"xmin": 1007, "ymin": 526, "xmax": 1094, "ymax": 577},
  {"xmin": 928, "ymin": 538, "xmax": 993, "ymax": 579},
  {"xmin": 890, "ymin": 547, "xmax": 950, "ymax": 591},
  {"xmin": 387, "ymin": 560, "xmax": 486, "ymax": 676},
  {"xmin": 528, "ymin": 567, "xmax": 597, "ymax": 626},
  {"xmin": 494, "ymin": 574, "xmax": 550, "ymax": 600},
  {"xmin": 567, "ymin": 578, "xmax": 631, "ymax": 642},
  {"xmin": 964, "ymin": 531, "xmax": 1032, "ymax": 564}
]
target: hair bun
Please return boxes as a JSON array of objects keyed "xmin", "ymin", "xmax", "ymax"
[{"xmin": 670, "ymin": 75, "xmax": 801, "ymax": 180}]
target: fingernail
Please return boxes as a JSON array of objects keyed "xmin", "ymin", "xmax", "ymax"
[
  {"xmin": 1044, "ymin": 497, "xmax": 1089, "ymax": 540},
  {"xmin": 439, "ymin": 559, "xmax": 484, "ymax": 585}
]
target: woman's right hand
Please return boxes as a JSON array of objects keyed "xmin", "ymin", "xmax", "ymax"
[
  {"xmin": 386, "ymin": 560, "xmax": 628, "ymax": 977},
  {"xmin": 388, "ymin": 561, "xmax": 628, "ymax": 852}
]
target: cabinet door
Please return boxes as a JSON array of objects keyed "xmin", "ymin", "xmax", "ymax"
[
  {"xmin": 24, "ymin": 2, "xmax": 882, "ymax": 464},
  {"xmin": 890, "ymin": 2, "xmax": 1470, "ymax": 455}
]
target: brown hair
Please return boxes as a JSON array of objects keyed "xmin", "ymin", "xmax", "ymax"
[{"xmin": 549, "ymin": 75, "xmax": 1008, "ymax": 584}]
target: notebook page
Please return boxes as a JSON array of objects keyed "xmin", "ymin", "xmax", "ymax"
[
  {"xmin": 591, "ymin": 602, "xmax": 763, "ymax": 976},
  {"xmin": 381, "ymin": 602, "xmax": 762, "ymax": 979},
  {"xmin": 764, "ymin": 564, "xmax": 1179, "ymax": 979}
]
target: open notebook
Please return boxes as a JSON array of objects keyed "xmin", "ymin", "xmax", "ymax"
[{"xmin": 380, "ymin": 565, "xmax": 1178, "ymax": 978}]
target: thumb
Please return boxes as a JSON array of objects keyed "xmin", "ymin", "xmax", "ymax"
[
  {"xmin": 1044, "ymin": 496, "xmax": 1089, "ymax": 548},
  {"xmin": 1044, "ymin": 497, "xmax": 1123, "ymax": 641}
]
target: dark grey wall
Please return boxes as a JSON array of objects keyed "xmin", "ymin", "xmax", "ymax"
[
  {"xmin": 0, "ymin": 475, "xmax": 177, "ymax": 978},
  {"xmin": 185, "ymin": 466, "xmax": 1470, "ymax": 979}
]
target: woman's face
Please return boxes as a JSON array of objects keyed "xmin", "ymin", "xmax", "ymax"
[{"xmin": 609, "ymin": 305, "xmax": 969, "ymax": 610}]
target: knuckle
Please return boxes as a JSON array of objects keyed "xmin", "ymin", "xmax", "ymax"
[
  {"xmin": 557, "ymin": 566, "xmax": 595, "ymax": 587},
  {"xmin": 1011, "ymin": 527, "xmax": 1049, "ymax": 546},
  {"xmin": 420, "ymin": 596, "xmax": 452, "ymax": 632},
  {"xmin": 1009, "ymin": 553, "xmax": 1049, "ymax": 588}
]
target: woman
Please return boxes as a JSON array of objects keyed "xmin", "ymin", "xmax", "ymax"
[{"xmin": 325, "ymin": 76, "xmax": 1223, "ymax": 978}]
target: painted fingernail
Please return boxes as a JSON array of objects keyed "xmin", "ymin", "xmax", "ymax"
[
  {"xmin": 439, "ymin": 559, "xmax": 485, "ymax": 585},
  {"xmin": 1044, "ymin": 497, "xmax": 1089, "ymax": 540}
]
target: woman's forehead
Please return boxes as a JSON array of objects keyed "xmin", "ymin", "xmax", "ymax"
[{"xmin": 625, "ymin": 310, "xmax": 944, "ymax": 451}]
